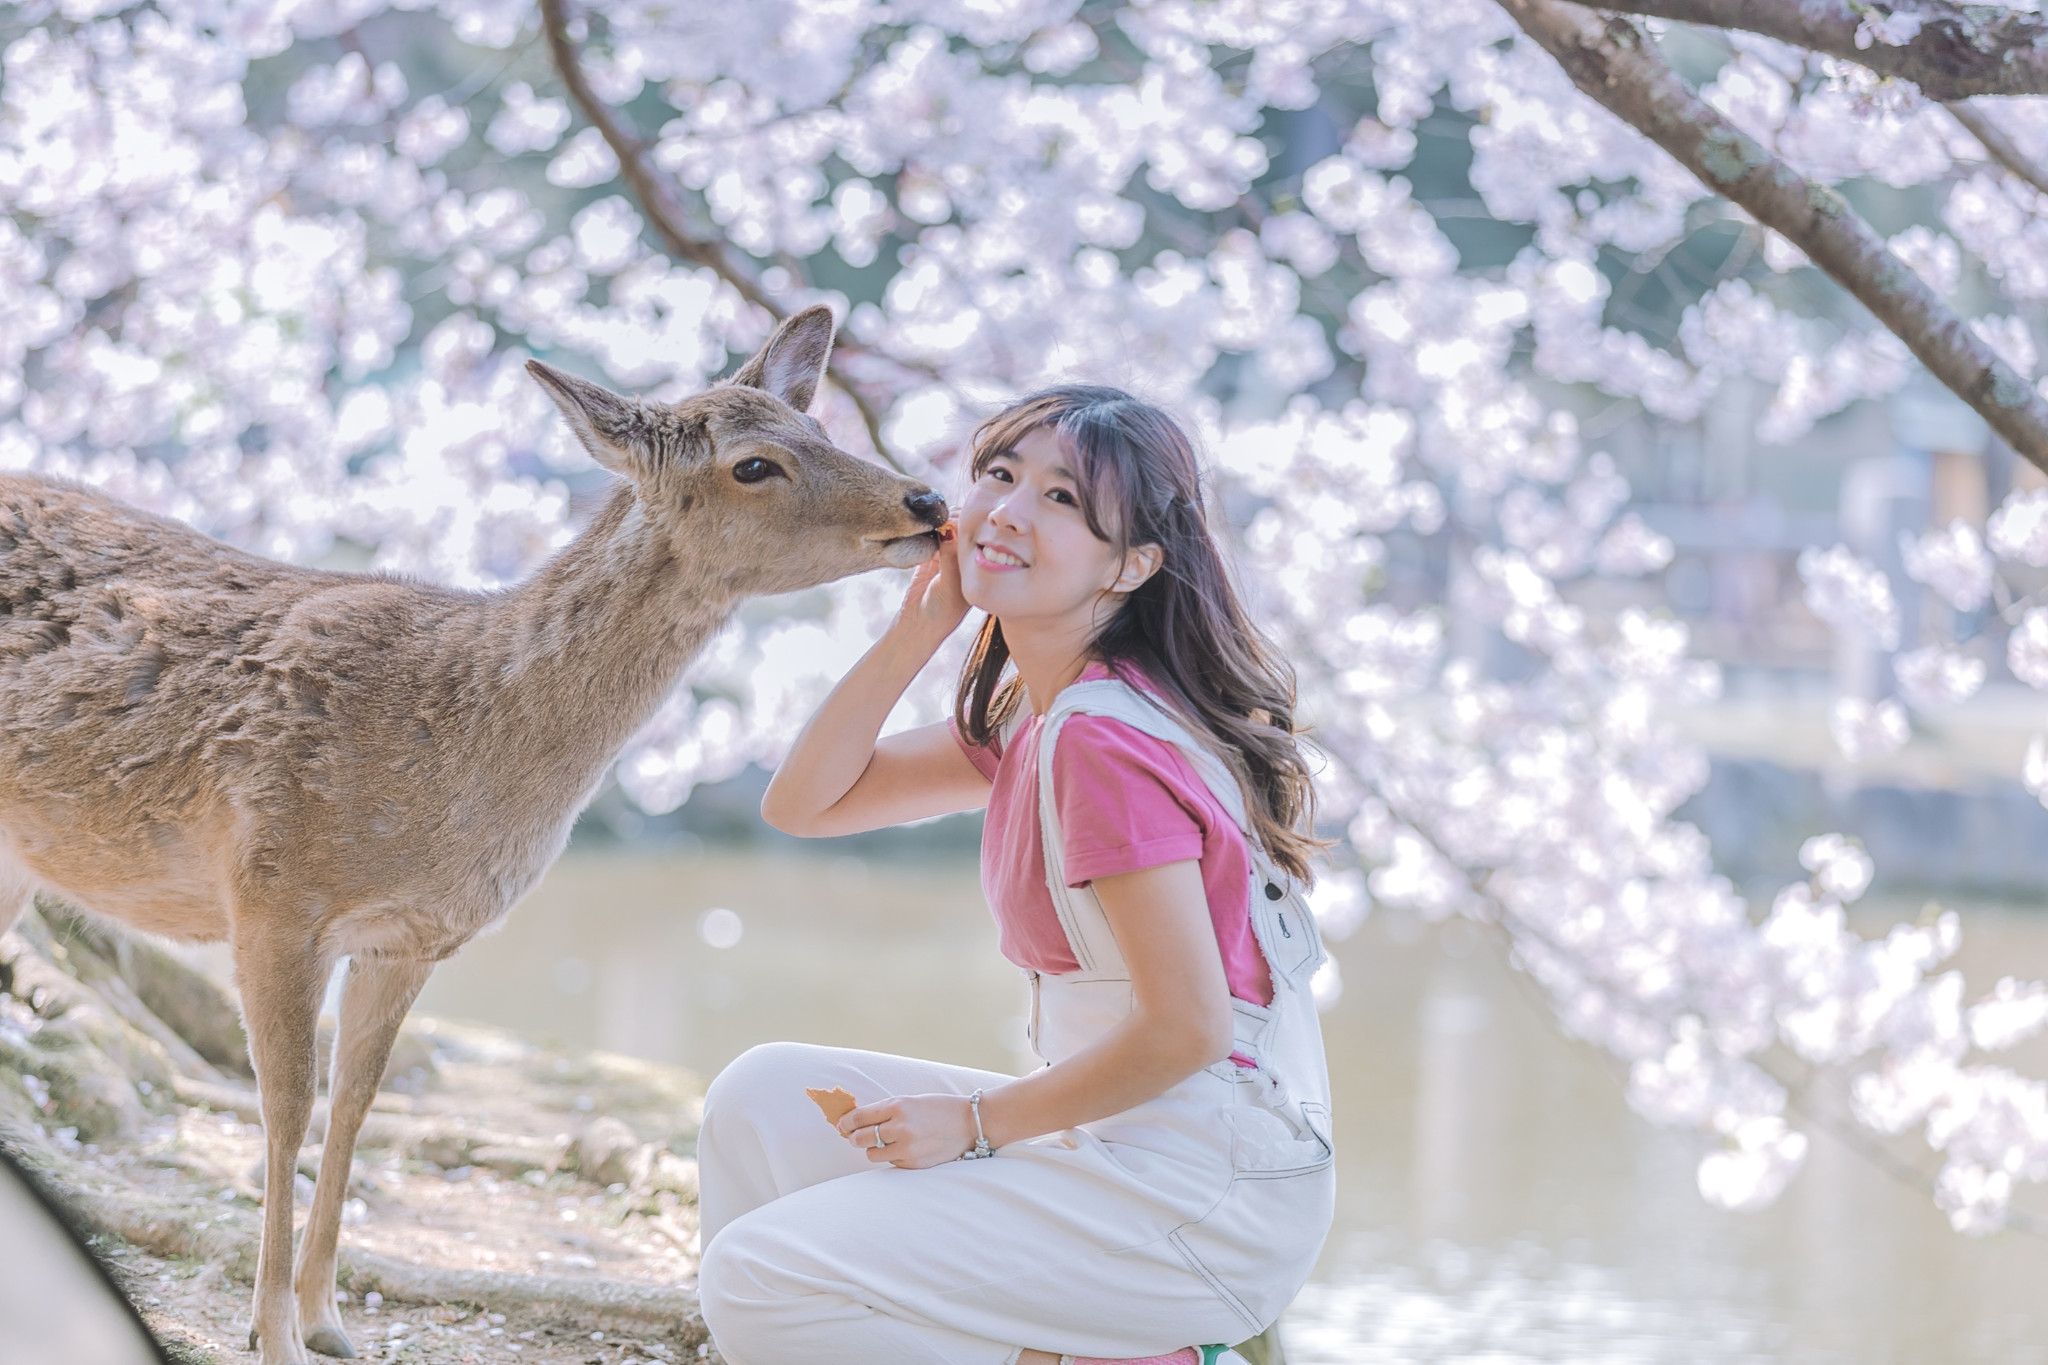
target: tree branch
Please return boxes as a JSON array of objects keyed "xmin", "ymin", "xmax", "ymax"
[
  {"xmin": 1945, "ymin": 99, "xmax": 2048, "ymax": 198},
  {"xmin": 537, "ymin": 0, "xmax": 773, "ymax": 317},
  {"xmin": 1590, "ymin": 0, "xmax": 2048, "ymax": 99},
  {"xmin": 1497, "ymin": 0, "xmax": 2048, "ymax": 476},
  {"xmin": 537, "ymin": 0, "xmax": 906, "ymax": 471}
]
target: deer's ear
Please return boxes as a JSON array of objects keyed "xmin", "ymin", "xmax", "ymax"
[
  {"xmin": 730, "ymin": 305, "xmax": 835, "ymax": 413},
  {"xmin": 527, "ymin": 360, "xmax": 650, "ymax": 478}
]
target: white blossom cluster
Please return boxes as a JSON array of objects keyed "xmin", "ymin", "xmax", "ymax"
[
  {"xmin": 1798, "ymin": 543, "xmax": 1902, "ymax": 650},
  {"xmin": 1901, "ymin": 520, "xmax": 1994, "ymax": 613},
  {"xmin": 5, "ymin": 0, "xmax": 2048, "ymax": 1231}
]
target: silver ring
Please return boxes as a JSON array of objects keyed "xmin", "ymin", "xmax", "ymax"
[{"xmin": 870, "ymin": 1125, "xmax": 885, "ymax": 1149}]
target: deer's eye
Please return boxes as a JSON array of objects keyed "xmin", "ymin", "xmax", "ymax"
[{"xmin": 732, "ymin": 457, "xmax": 783, "ymax": 484}]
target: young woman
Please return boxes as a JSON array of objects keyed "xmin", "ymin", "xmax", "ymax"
[{"xmin": 695, "ymin": 388, "xmax": 1335, "ymax": 1365}]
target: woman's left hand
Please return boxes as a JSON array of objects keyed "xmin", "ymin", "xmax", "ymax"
[{"xmin": 838, "ymin": 1093, "xmax": 978, "ymax": 1170}]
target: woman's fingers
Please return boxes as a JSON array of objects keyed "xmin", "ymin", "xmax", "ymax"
[
  {"xmin": 902, "ymin": 553, "xmax": 941, "ymax": 601},
  {"xmin": 845, "ymin": 1115, "xmax": 900, "ymax": 1163},
  {"xmin": 892, "ymin": 530, "xmax": 969, "ymax": 644},
  {"xmin": 899, "ymin": 551, "xmax": 949, "ymax": 621},
  {"xmin": 840, "ymin": 1103, "xmax": 908, "ymax": 1163},
  {"xmin": 837, "ymin": 1100, "xmax": 895, "ymax": 1136},
  {"xmin": 836, "ymin": 1096, "xmax": 964, "ymax": 1168},
  {"xmin": 927, "ymin": 546, "xmax": 969, "ymax": 623}
]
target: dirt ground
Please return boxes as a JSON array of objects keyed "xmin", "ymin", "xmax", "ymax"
[
  {"xmin": 19, "ymin": 1008, "xmax": 721, "ymax": 1365},
  {"xmin": 125, "ymin": 1252, "xmax": 696, "ymax": 1365}
]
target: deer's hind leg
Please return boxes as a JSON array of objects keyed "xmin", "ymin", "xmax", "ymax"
[
  {"xmin": 295, "ymin": 952, "xmax": 433, "ymax": 1359},
  {"xmin": 235, "ymin": 917, "xmax": 332, "ymax": 1365}
]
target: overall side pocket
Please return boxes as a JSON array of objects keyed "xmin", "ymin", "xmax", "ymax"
[
  {"xmin": 1171, "ymin": 1162, "xmax": 1336, "ymax": 1336},
  {"xmin": 1229, "ymin": 1097, "xmax": 1334, "ymax": 1179}
]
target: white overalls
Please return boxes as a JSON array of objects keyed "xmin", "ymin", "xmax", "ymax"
[{"xmin": 696, "ymin": 678, "xmax": 1336, "ymax": 1364}]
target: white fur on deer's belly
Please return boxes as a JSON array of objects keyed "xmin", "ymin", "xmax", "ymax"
[
  {"xmin": 311, "ymin": 813, "xmax": 580, "ymax": 962},
  {"xmin": 0, "ymin": 810, "xmax": 233, "ymax": 942}
]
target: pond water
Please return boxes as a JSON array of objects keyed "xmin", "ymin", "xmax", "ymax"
[{"xmin": 414, "ymin": 846, "xmax": 2048, "ymax": 1364}]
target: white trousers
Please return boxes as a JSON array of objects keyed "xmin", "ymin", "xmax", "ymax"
[{"xmin": 695, "ymin": 1041, "xmax": 1286, "ymax": 1365}]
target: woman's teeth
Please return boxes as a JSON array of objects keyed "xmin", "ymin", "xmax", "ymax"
[{"xmin": 979, "ymin": 545, "xmax": 1026, "ymax": 568}]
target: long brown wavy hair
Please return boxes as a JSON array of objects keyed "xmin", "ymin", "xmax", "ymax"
[{"xmin": 952, "ymin": 386, "xmax": 1324, "ymax": 882}]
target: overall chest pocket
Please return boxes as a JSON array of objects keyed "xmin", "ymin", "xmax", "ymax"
[{"xmin": 1253, "ymin": 880, "xmax": 1323, "ymax": 985}]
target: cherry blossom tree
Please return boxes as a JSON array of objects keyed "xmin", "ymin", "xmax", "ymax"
[{"xmin": 5, "ymin": 0, "xmax": 2047, "ymax": 1234}]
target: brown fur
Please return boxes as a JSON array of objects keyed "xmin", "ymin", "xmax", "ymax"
[{"xmin": 0, "ymin": 308, "xmax": 943, "ymax": 1362}]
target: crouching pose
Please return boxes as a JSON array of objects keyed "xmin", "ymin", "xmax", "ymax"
[{"xmin": 697, "ymin": 387, "xmax": 1335, "ymax": 1365}]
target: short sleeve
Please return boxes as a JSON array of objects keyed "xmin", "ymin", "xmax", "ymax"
[
  {"xmin": 949, "ymin": 717, "xmax": 1002, "ymax": 782},
  {"xmin": 1052, "ymin": 716, "xmax": 1206, "ymax": 887}
]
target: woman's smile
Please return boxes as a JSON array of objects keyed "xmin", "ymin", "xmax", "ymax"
[{"xmin": 974, "ymin": 541, "xmax": 1029, "ymax": 571}]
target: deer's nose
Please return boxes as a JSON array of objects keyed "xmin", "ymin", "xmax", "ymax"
[{"xmin": 905, "ymin": 489, "xmax": 947, "ymax": 528}]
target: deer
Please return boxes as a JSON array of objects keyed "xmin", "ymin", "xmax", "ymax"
[{"xmin": 0, "ymin": 306, "xmax": 946, "ymax": 1363}]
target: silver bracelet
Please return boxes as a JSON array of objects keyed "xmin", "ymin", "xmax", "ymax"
[{"xmin": 962, "ymin": 1088, "xmax": 993, "ymax": 1159}]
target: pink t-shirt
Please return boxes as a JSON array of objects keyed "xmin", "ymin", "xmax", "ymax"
[{"xmin": 951, "ymin": 663, "xmax": 1274, "ymax": 1007}]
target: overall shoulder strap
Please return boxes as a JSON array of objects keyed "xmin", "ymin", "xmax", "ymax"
[
  {"xmin": 1043, "ymin": 678, "xmax": 1254, "ymax": 837},
  {"xmin": 1034, "ymin": 676, "xmax": 1281, "ymax": 977},
  {"xmin": 1031, "ymin": 694, "xmax": 1124, "ymax": 977},
  {"xmin": 1043, "ymin": 677, "xmax": 1328, "ymax": 994}
]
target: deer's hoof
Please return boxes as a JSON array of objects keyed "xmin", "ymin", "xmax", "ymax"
[
  {"xmin": 304, "ymin": 1325, "xmax": 357, "ymax": 1359},
  {"xmin": 247, "ymin": 1322, "xmax": 314, "ymax": 1364}
]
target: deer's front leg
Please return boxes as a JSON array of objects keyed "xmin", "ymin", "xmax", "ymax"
[
  {"xmin": 234, "ymin": 925, "xmax": 330, "ymax": 1365},
  {"xmin": 295, "ymin": 952, "xmax": 433, "ymax": 1359}
]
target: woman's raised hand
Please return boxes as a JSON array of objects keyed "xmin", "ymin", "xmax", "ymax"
[
  {"xmin": 894, "ymin": 521, "xmax": 969, "ymax": 643},
  {"xmin": 838, "ymin": 1092, "xmax": 978, "ymax": 1169}
]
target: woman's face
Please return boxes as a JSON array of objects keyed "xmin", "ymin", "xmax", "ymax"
[{"xmin": 956, "ymin": 424, "xmax": 1157, "ymax": 627}]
